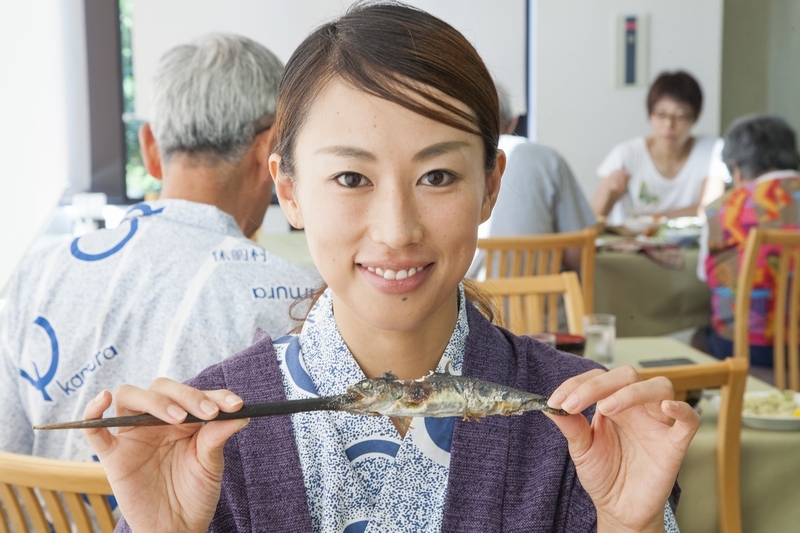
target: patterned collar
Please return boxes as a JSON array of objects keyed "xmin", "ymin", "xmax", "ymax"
[{"xmin": 273, "ymin": 284, "xmax": 469, "ymax": 533}]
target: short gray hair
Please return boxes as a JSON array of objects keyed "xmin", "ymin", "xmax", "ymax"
[
  {"xmin": 722, "ymin": 115, "xmax": 800, "ymax": 180},
  {"xmin": 497, "ymin": 84, "xmax": 515, "ymax": 132},
  {"xmin": 150, "ymin": 33, "xmax": 283, "ymax": 164}
]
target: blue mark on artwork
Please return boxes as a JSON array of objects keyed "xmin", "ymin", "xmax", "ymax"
[
  {"xmin": 345, "ymin": 439, "xmax": 401, "ymax": 461},
  {"xmin": 19, "ymin": 317, "xmax": 59, "ymax": 402},
  {"xmin": 343, "ymin": 520, "xmax": 369, "ymax": 533},
  {"xmin": 424, "ymin": 417, "xmax": 455, "ymax": 452},
  {"xmin": 284, "ymin": 336, "xmax": 318, "ymax": 396}
]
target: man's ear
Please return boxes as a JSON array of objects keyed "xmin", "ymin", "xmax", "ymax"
[
  {"xmin": 480, "ymin": 149, "xmax": 506, "ymax": 223},
  {"xmin": 139, "ymin": 123, "xmax": 163, "ymax": 180},
  {"xmin": 269, "ymin": 154, "xmax": 304, "ymax": 229}
]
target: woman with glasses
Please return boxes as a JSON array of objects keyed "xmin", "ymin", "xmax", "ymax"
[{"xmin": 591, "ymin": 71, "xmax": 727, "ymax": 225}]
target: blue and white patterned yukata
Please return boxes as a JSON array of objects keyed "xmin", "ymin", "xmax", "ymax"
[{"xmin": 274, "ymin": 286, "xmax": 680, "ymax": 533}]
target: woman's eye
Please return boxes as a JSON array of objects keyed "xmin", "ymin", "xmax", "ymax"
[
  {"xmin": 335, "ymin": 172, "xmax": 370, "ymax": 188},
  {"xmin": 419, "ymin": 170, "xmax": 455, "ymax": 187}
]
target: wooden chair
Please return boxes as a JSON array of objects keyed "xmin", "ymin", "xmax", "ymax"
[
  {"xmin": 734, "ymin": 228, "xmax": 800, "ymax": 390},
  {"xmin": 474, "ymin": 272, "xmax": 585, "ymax": 335},
  {"xmin": 477, "ymin": 227, "xmax": 596, "ymax": 331},
  {"xmin": 638, "ymin": 356, "xmax": 749, "ymax": 533},
  {"xmin": 0, "ymin": 452, "xmax": 116, "ymax": 533}
]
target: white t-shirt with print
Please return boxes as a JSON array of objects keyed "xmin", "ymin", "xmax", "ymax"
[{"xmin": 597, "ymin": 135, "xmax": 728, "ymax": 225}]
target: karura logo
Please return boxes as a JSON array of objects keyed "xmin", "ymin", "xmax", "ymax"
[
  {"xmin": 19, "ymin": 317, "xmax": 59, "ymax": 402},
  {"xmin": 70, "ymin": 203, "xmax": 163, "ymax": 261},
  {"xmin": 19, "ymin": 317, "xmax": 121, "ymax": 401}
]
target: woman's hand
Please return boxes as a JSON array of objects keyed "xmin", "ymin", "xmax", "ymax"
[
  {"xmin": 81, "ymin": 379, "xmax": 249, "ymax": 533},
  {"xmin": 591, "ymin": 169, "xmax": 631, "ymax": 217},
  {"xmin": 546, "ymin": 366, "xmax": 700, "ymax": 533}
]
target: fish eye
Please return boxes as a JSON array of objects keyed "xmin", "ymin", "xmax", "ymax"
[{"xmin": 362, "ymin": 382, "xmax": 371, "ymax": 389}]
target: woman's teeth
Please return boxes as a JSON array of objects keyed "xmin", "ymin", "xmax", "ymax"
[{"xmin": 365, "ymin": 266, "xmax": 422, "ymax": 280}]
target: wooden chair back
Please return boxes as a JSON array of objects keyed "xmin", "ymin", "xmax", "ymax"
[
  {"xmin": 638, "ymin": 357, "xmax": 748, "ymax": 533},
  {"xmin": 477, "ymin": 227, "xmax": 596, "ymax": 330},
  {"xmin": 0, "ymin": 452, "xmax": 115, "ymax": 533},
  {"xmin": 474, "ymin": 272, "xmax": 585, "ymax": 335},
  {"xmin": 734, "ymin": 228, "xmax": 800, "ymax": 390}
]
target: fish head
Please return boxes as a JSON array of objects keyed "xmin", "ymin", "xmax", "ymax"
[{"xmin": 346, "ymin": 373, "xmax": 404, "ymax": 411}]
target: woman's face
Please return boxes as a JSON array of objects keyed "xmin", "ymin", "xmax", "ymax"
[
  {"xmin": 649, "ymin": 97, "xmax": 696, "ymax": 146},
  {"xmin": 271, "ymin": 78, "xmax": 502, "ymax": 333}
]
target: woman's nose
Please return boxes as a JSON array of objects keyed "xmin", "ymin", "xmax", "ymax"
[{"xmin": 368, "ymin": 186, "xmax": 423, "ymax": 249}]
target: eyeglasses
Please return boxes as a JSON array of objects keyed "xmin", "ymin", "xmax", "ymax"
[{"xmin": 651, "ymin": 111, "xmax": 694, "ymax": 124}]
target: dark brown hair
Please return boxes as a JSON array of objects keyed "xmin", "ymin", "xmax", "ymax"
[
  {"xmin": 646, "ymin": 70, "xmax": 703, "ymax": 119},
  {"xmin": 273, "ymin": 1, "xmax": 500, "ymax": 176}
]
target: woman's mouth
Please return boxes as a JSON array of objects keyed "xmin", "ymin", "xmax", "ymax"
[{"xmin": 364, "ymin": 265, "xmax": 425, "ymax": 280}]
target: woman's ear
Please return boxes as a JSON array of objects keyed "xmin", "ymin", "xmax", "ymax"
[
  {"xmin": 480, "ymin": 149, "xmax": 506, "ymax": 223},
  {"xmin": 139, "ymin": 123, "xmax": 163, "ymax": 180},
  {"xmin": 269, "ymin": 154, "xmax": 305, "ymax": 229}
]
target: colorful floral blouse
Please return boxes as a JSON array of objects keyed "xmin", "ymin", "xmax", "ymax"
[{"xmin": 702, "ymin": 170, "xmax": 800, "ymax": 344}]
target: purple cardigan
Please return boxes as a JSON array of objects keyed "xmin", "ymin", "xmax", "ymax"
[{"xmin": 116, "ymin": 304, "xmax": 602, "ymax": 532}]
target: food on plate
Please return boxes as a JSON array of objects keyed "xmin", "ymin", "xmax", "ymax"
[{"xmin": 743, "ymin": 390, "xmax": 800, "ymax": 417}]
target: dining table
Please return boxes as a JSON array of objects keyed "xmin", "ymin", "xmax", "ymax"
[
  {"xmin": 594, "ymin": 247, "xmax": 711, "ymax": 338},
  {"xmin": 615, "ymin": 338, "xmax": 800, "ymax": 533}
]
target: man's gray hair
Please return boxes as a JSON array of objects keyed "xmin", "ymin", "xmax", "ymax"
[
  {"xmin": 722, "ymin": 115, "xmax": 800, "ymax": 180},
  {"xmin": 150, "ymin": 33, "xmax": 283, "ymax": 164},
  {"xmin": 497, "ymin": 84, "xmax": 515, "ymax": 132}
]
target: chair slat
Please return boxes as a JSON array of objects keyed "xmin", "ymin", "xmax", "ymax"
[
  {"xmin": 0, "ymin": 503, "xmax": 9, "ymax": 533},
  {"xmin": 498, "ymin": 250, "xmax": 509, "ymax": 278},
  {"xmin": 0, "ymin": 484, "xmax": 27, "ymax": 533},
  {"xmin": 774, "ymin": 244, "xmax": 791, "ymax": 390},
  {"xmin": 61, "ymin": 491, "xmax": 94, "ymax": 533},
  {"xmin": 86, "ymin": 494, "xmax": 116, "ymax": 533},
  {"xmin": 788, "ymin": 247, "xmax": 800, "ymax": 391},
  {"xmin": 39, "ymin": 490, "xmax": 70, "ymax": 533},
  {"xmin": 18, "ymin": 486, "xmax": 50, "ymax": 532}
]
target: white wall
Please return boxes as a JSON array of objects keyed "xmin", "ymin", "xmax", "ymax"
[
  {"xmin": 0, "ymin": 0, "xmax": 88, "ymax": 289},
  {"xmin": 131, "ymin": 0, "xmax": 527, "ymax": 120},
  {"xmin": 536, "ymin": 0, "xmax": 724, "ymax": 196}
]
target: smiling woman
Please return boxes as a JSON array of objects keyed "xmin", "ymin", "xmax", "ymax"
[{"xmin": 82, "ymin": 3, "xmax": 697, "ymax": 533}]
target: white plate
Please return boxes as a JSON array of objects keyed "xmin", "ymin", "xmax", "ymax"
[{"xmin": 716, "ymin": 391, "xmax": 800, "ymax": 431}]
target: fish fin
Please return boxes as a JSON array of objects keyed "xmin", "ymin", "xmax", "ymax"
[{"xmin": 380, "ymin": 371, "xmax": 399, "ymax": 381}]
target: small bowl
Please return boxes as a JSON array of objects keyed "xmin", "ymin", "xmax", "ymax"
[{"xmin": 555, "ymin": 333, "xmax": 585, "ymax": 355}]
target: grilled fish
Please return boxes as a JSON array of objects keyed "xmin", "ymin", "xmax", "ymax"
[{"xmin": 343, "ymin": 370, "xmax": 568, "ymax": 419}]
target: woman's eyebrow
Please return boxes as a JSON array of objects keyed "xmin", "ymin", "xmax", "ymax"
[
  {"xmin": 414, "ymin": 141, "xmax": 470, "ymax": 161},
  {"xmin": 315, "ymin": 145, "xmax": 376, "ymax": 160}
]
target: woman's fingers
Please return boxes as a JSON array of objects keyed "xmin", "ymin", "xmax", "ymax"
[
  {"xmin": 81, "ymin": 390, "xmax": 115, "ymax": 456},
  {"xmin": 544, "ymin": 411, "xmax": 593, "ymax": 458},
  {"xmin": 196, "ymin": 418, "xmax": 250, "ymax": 474},
  {"xmin": 551, "ymin": 366, "xmax": 647, "ymax": 414},
  {"xmin": 595, "ymin": 376, "xmax": 674, "ymax": 417},
  {"xmin": 548, "ymin": 369, "xmax": 607, "ymax": 410},
  {"xmin": 111, "ymin": 378, "xmax": 244, "ymax": 425},
  {"xmin": 663, "ymin": 400, "xmax": 701, "ymax": 447}
]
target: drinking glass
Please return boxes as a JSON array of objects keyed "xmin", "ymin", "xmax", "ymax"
[{"xmin": 583, "ymin": 314, "xmax": 616, "ymax": 364}]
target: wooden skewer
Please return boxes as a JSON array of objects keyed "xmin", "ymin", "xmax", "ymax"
[{"xmin": 33, "ymin": 395, "xmax": 351, "ymax": 430}]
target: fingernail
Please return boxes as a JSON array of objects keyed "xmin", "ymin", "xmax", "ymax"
[
  {"xmin": 666, "ymin": 400, "xmax": 680, "ymax": 411},
  {"xmin": 92, "ymin": 390, "xmax": 105, "ymax": 403},
  {"xmin": 167, "ymin": 404, "xmax": 187, "ymax": 421},
  {"xmin": 597, "ymin": 396, "xmax": 620, "ymax": 415},
  {"xmin": 562, "ymin": 394, "xmax": 580, "ymax": 412},
  {"xmin": 225, "ymin": 395, "xmax": 243, "ymax": 408},
  {"xmin": 548, "ymin": 391, "xmax": 567, "ymax": 409},
  {"xmin": 200, "ymin": 400, "xmax": 219, "ymax": 416}
]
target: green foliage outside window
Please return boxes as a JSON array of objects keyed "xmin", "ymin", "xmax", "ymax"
[{"xmin": 120, "ymin": 0, "xmax": 161, "ymax": 200}]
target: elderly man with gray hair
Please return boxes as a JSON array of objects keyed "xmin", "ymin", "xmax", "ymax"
[
  {"xmin": 698, "ymin": 115, "xmax": 800, "ymax": 366},
  {"xmin": 0, "ymin": 34, "xmax": 319, "ymax": 465}
]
